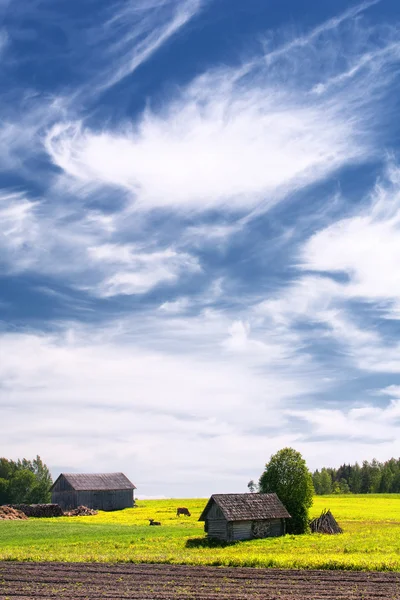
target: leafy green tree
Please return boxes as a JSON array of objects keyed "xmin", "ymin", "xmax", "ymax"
[
  {"xmin": 369, "ymin": 459, "xmax": 382, "ymax": 493},
  {"xmin": 0, "ymin": 478, "xmax": 9, "ymax": 504},
  {"xmin": 259, "ymin": 447, "xmax": 314, "ymax": 534},
  {"xmin": 319, "ymin": 469, "xmax": 333, "ymax": 494},
  {"xmin": 0, "ymin": 458, "xmax": 16, "ymax": 481},
  {"xmin": 338, "ymin": 478, "xmax": 350, "ymax": 493},
  {"xmin": 360, "ymin": 460, "xmax": 371, "ymax": 493},
  {"xmin": 0, "ymin": 456, "xmax": 52, "ymax": 504},
  {"xmin": 379, "ymin": 463, "xmax": 395, "ymax": 493},
  {"xmin": 349, "ymin": 463, "xmax": 362, "ymax": 493},
  {"xmin": 312, "ymin": 470, "xmax": 322, "ymax": 494},
  {"xmin": 8, "ymin": 470, "xmax": 37, "ymax": 503}
]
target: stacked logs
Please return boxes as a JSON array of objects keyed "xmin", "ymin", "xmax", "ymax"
[
  {"xmin": 64, "ymin": 506, "xmax": 98, "ymax": 516},
  {"xmin": 8, "ymin": 504, "xmax": 64, "ymax": 518},
  {"xmin": 310, "ymin": 509, "xmax": 343, "ymax": 534},
  {"xmin": 1, "ymin": 503, "xmax": 99, "ymax": 518}
]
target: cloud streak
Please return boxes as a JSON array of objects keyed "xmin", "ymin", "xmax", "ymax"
[{"xmin": 97, "ymin": 0, "xmax": 204, "ymax": 92}]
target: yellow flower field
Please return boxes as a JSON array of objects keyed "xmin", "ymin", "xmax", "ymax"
[{"xmin": 1, "ymin": 495, "xmax": 400, "ymax": 570}]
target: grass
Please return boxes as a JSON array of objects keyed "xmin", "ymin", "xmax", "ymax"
[{"xmin": 1, "ymin": 495, "xmax": 400, "ymax": 570}]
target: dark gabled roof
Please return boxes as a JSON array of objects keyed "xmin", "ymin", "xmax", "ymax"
[
  {"xmin": 51, "ymin": 473, "xmax": 136, "ymax": 491},
  {"xmin": 199, "ymin": 493, "xmax": 291, "ymax": 522}
]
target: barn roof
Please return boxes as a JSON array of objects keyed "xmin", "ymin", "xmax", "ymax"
[
  {"xmin": 199, "ymin": 493, "xmax": 291, "ymax": 522},
  {"xmin": 51, "ymin": 473, "xmax": 136, "ymax": 491}
]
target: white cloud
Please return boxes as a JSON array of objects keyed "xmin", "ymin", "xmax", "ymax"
[
  {"xmin": 98, "ymin": 0, "xmax": 203, "ymax": 92},
  {"xmin": 88, "ymin": 244, "xmax": 200, "ymax": 297},
  {"xmin": 263, "ymin": 0, "xmax": 380, "ymax": 67},
  {"xmin": 0, "ymin": 318, "xmax": 319, "ymax": 494},
  {"xmin": 301, "ymin": 167, "xmax": 400, "ymax": 312},
  {"xmin": 287, "ymin": 389, "xmax": 400, "ymax": 444},
  {"xmin": 159, "ymin": 297, "xmax": 190, "ymax": 313},
  {"xmin": 45, "ymin": 82, "xmax": 362, "ymax": 212},
  {"xmin": 4, "ymin": 0, "xmax": 400, "ymax": 493},
  {"xmin": 0, "ymin": 193, "xmax": 201, "ymax": 296},
  {"xmin": 0, "ymin": 192, "xmax": 40, "ymax": 271},
  {"xmin": 256, "ymin": 166, "xmax": 400, "ymax": 374},
  {"xmin": 44, "ymin": 4, "xmax": 400, "ymax": 215}
]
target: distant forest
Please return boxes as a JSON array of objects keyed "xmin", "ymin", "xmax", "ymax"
[{"xmin": 313, "ymin": 458, "xmax": 400, "ymax": 494}]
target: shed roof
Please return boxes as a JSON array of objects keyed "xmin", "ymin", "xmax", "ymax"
[
  {"xmin": 199, "ymin": 493, "xmax": 291, "ymax": 522},
  {"xmin": 51, "ymin": 473, "xmax": 136, "ymax": 491}
]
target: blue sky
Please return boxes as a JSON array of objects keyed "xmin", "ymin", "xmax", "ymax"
[{"xmin": 2, "ymin": 0, "xmax": 400, "ymax": 498}]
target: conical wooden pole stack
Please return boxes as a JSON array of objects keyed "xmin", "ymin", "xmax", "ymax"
[{"xmin": 310, "ymin": 508, "xmax": 343, "ymax": 534}]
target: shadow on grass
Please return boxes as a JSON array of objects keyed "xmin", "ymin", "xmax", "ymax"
[{"xmin": 185, "ymin": 537, "xmax": 239, "ymax": 548}]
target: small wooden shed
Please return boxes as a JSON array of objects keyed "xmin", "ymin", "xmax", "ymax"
[
  {"xmin": 199, "ymin": 493, "xmax": 291, "ymax": 541},
  {"xmin": 51, "ymin": 473, "xmax": 136, "ymax": 511}
]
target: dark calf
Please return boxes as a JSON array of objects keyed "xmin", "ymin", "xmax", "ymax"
[
  {"xmin": 149, "ymin": 518, "xmax": 161, "ymax": 526},
  {"xmin": 176, "ymin": 507, "xmax": 191, "ymax": 517}
]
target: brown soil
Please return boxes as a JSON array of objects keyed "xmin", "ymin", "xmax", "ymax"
[
  {"xmin": 0, "ymin": 506, "xmax": 27, "ymax": 520},
  {"xmin": 1, "ymin": 562, "xmax": 400, "ymax": 599}
]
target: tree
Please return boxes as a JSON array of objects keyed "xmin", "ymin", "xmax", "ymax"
[
  {"xmin": 8, "ymin": 470, "xmax": 37, "ymax": 503},
  {"xmin": 247, "ymin": 479, "xmax": 257, "ymax": 493},
  {"xmin": 0, "ymin": 456, "xmax": 52, "ymax": 504},
  {"xmin": 349, "ymin": 463, "xmax": 362, "ymax": 493},
  {"xmin": 369, "ymin": 459, "xmax": 382, "ymax": 493},
  {"xmin": 319, "ymin": 469, "xmax": 332, "ymax": 495},
  {"xmin": 259, "ymin": 447, "xmax": 314, "ymax": 534},
  {"xmin": 312, "ymin": 470, "xmax": 322, "ymax": 494}
]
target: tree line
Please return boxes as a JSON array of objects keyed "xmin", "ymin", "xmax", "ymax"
[
  {"xmin": 312, "ymin": 458, "xmax": 400, "ymax": 494},
  {"xmin": 0, "ymin": 456, "xmax": 52, "ymax": 504}
]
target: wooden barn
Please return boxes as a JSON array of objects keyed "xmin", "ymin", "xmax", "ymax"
[
  {"xmin": 51, "ymin": 473, "xmax": 136, "ymax": 511},
  {"xmin": 199, "ymin": 493, "xmax": 291, "ymax": 542}
]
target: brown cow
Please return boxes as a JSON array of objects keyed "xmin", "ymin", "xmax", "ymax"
[{"xmin": 176, "ymin": 507, "xmax": 191, "ymax": 517}]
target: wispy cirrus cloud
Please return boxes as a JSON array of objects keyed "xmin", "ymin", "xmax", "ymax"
[
  {"xmin": 258, "ymin": 165, "xmax": 400, "ymax": 375},
  {"xmin": 300, "ymin": 165, "xmax": 400, "ymax": 313},
  {"xmin": 0, "ymin": 192, "xmax": 200, "ymax": 296},
  {"xmin": 96, "ymin": 0, "xmax": 204, "ymax": 92},
  {"xmin": 87, "ymin": 244, "xmax": 201, "ymax": 297},
  {"xmin": 45, "ymin": 85, "xmax": 360, "ymax": 212},
  {"xmin": 43, "ymin": 2, "xmax": 400, "ymax": 218},
  {"xmin": 3, "ymin": 0, "xmax": 400, "ymax": 491},
  {"xmin": 287, "ymin": 384, "xmax": 400, "ymax": 447}
]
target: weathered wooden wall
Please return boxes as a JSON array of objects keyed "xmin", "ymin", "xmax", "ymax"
[
  {"xmin": 51, "ymin": 476, "xmax": 134, "ymax": 511},
  {"xmin": 231, "ymin": 521, "xmax": 252, "ymax": 540},
  {"xmin": 204, "ymin": 515, "xmax": 286, "ymax": 541},
  {"xmin": 51, "ymin": 476, "xmax": 77, "ymax": 510}
]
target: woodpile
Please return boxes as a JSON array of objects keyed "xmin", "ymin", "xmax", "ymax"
[
  {"xmin": 310, "ymin": 509, "xmax": 343, "ymax": 534},
  {"xmin": 9, "ymin": 504, "xmax": 64, "ymax": 518},
  {"xmin": 64, "ymin": 506, "xmax": 98, "ymax": 516},
  {"xmin": 0, "ymin": 506, "xmax": 28, "ymax": 520}
]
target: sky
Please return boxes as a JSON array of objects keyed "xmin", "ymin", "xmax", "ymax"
[{"xmin": 1, "ymin": 0, "xmax": 400, "ymax": 498}]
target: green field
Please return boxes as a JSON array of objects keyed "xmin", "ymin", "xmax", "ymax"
[{"xmin": 1, "ymin": 495, "xmax": 400, "ymax": 570}]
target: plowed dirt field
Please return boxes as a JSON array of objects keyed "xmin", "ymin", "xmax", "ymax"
[{"xmin": 1, "ymin": 562, "xmax": 400, "ymax": 599}]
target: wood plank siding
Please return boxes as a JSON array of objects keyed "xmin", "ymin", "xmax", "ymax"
[
  {"xmin": 231, "ymin": 521, "xmax": 252, "ymax": 541},
  {"xmin": 51, "ymin": 473, "xmax": 136, "ymax": 512},
  {"xmin": 51, "ymin": 488, "xmax": 134, "ymax": 511},
  {"xmin": 199, "ymin": 493, "xmax": 290, "ymax": 542}
]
